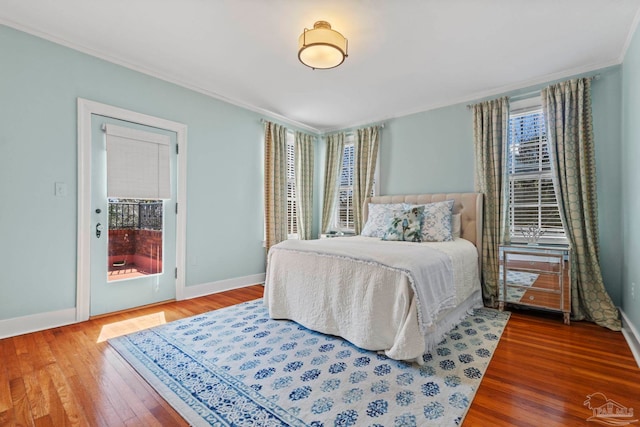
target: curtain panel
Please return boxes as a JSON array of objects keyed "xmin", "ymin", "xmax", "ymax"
[
  {"xmin": 472, "ymin": 97, "xmax": 510, "ymax": 305},
  {"xmin": 321, "ymin": 132, "xmax": 345, "ymax": 233},
  {"xmin": 295, "ymin": 131, "xmax": 315, "ymax": 240},
  {"xmin": 263, "ymin": 121, "xmax": 288, "ymax": 251},
  {"xmin": 542, "ymin": 78, "xmax": 621, "ymax": 330},
  {"xmin": 353, "ymin": 126, "xmax": 380, "ymax": 234}
]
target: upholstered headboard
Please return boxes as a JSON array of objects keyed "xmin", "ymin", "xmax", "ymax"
[{"xmin": 363, "ymin": 193, "xmax": 484, "ymax": 265}]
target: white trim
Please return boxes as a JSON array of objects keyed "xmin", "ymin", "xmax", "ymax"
[
  {"xmin": 0, "ymin": 308, "xmax": 76, "ymax": 340},
  {"xmin": 182, "ymin": 274, "xmax": 266, "ymax": 300},
  {"xmin": 510, "ymin": 96, "xmax": 542, "ymax": 113},
  {"xmin": 76, "ymin": 98, "xmax": 188, "ymax": 321},
  {"xmin": 620, "ymin": 309, "xmax": 640, "ymax": 369},
  {"xmin": 0, "ymin": 272, "xmax": 263, "ymax": 339},
  {"xmin": 320, "ymin": 60, "xmax": 620, "ymax": 134},
  {"xmin": 0, "ymin": 18, "xmax": 320, "ymax": 135},
  {"xmin": 0, "ymin": 17, "xmax": 621, "ymax": 136},
  {"xmin": 619, "ymin": 6, "xmax": 640, "ymax": 63}
]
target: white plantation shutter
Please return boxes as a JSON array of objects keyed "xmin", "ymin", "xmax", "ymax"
[
  {"xmin": 508, "ymin": 105, "xmax": 566, "ymax": 241},
  {"xmin": 337, "ymin": 143, "xmax": 355, "ymax": 230},
  {"xmin": 334, "ymin": 137, "xmax": 378, "ymax": 232},
  {"xmin": 286, "ymin": 132, "xmax": 298, "ymax": 236},
  {"xmin": 105, "ymin": 124, "xmax": 171, "ymax": 199}
]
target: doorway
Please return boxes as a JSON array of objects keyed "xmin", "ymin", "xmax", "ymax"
[{"xmin": 77, "ymin": 99, "xmax": 187, "ymax": 321}]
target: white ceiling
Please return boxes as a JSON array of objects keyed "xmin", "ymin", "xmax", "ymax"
[{"xmin": 2, "ymin": 0, "xmax": 639, "ymax": 133}]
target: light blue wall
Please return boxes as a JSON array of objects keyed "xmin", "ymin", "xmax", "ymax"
[
  {"xmin": 0, "ymin": 25, "xmax": 297, "ymax": 320},
  {"xmin": 622, "ymin": 23, "xmax": 640, "ymax": 331},
  {"xmin": 380, "ymin": 105, "xmax": 475, "ymax": 195},
  {"xmin": 0, "ymin": 22, "xmax": 628, "ymax": 326},
  {"xmin": 591, "ymin": 67, "xmax": 623, "ymax": 306},
  {"xmin": 373, "ymin": 67, "xmax": 623, "ymax": 305}
]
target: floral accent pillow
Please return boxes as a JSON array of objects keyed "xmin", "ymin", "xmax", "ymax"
[
  {"xmin": 382, "ymin": 206, "xmax": 425, "ymax": 242},
  {"xmin": 404, "ymin": 200, "xmax": 454, "ymax": 242},
  {"xmin": 361, "ymin": 203, "xmax": 405, "ymax": 238}
]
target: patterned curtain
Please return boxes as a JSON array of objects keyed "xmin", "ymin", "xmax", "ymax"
[
  {"xmin": 353, "ymin": 126, "xmax": 380, "ymax": 234},
  {"xmin": 264, "ymin": 121, "xmax": 288, "ymax": 251},
  {"xmin": 295, "ymin": 131, "xmax": 314, "ymax": 240},
  {"xmin": 542, "ymin": 78, "xmax": 621, "ymax": 330},
  {"xmin": 321, "ymin": 133, "xmax": 345, "ymax": 233},
  {"xmin": 472, "ymin": 97, "xmax": 510, "ymax": 306}
]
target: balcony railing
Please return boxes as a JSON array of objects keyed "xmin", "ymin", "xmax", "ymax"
[{"xmin": 108, "ymin": 200, "xmax": 163, "ymax": 230}]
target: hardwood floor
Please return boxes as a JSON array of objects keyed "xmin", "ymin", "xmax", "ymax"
[{"xmin": 1, "ymin": 285, "xmax": 638, "ymax": 426}]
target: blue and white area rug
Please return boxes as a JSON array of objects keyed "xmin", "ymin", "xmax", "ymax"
[{"xmin": 109, "ymin": 300, "xmax": 510, "ymax": 426}]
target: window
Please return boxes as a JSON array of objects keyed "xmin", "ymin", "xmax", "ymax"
[
  {"xmin": 336, "ymin": 142, "xmax": 355, "ymax": 231},
  {"xmin": 333, "ymin": 135, "xmax": 378, "ymax": 232},
  {"xmin": 507, "ymin": 100, "xmax": 566, "ymax": 243},
  {"xmin": 286, "ymin": 131, "xmax": 297, "ymax": 238}
]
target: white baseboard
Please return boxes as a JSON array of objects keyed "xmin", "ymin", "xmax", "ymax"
[
  {"xmin": 0, "ymin": 274, "xmax": 264, "ymax": 339},
  {"xmin": 182, "ymin": 273, "xmax": 265, "ymax": 300},
  {"xmin": 0, "ymin": 308, "xmax": 77, "ymax": 340},
  {"xmin": 620, "ymin": 308, "xmax": 640, "ymax": 369}
]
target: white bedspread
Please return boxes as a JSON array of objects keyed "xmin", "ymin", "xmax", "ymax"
[
  {"xmin": 264, "ymin": 236, "xmax": 481, "ymax": 361},
  {"xmin": 268, "ymin": 237, "xmax": 455, "ymax": 331}
]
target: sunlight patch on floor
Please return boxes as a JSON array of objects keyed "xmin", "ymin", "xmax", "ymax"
[{"xmin": 97, "ymin": 311, "xmax": 167, "ymax": 343}]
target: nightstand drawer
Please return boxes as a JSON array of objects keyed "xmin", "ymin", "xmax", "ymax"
[
  {"xmin": 506, "ymin": 259, "xmax": 562, "ymax": 274},
  {"xmin": 502, "ymin": 270, "xmax": 561, "ymax": 291},
  {"xmin": 518, "ymin": 288, "xmax": 562, "ymax": 310}
]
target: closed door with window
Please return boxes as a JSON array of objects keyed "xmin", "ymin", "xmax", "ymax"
[{"xmin": 90, "ymin": 115, "xmax": 177, "ymax": 316}]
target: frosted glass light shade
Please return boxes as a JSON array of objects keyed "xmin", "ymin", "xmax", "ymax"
[{"xmin": 298, "ymin": 21, "xmax": 348, "ymax": 70}]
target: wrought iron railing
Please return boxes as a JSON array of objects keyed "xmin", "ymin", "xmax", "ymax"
[{"xmin": 108, "ymin": 200, "xmax": 163, "ymax": 230}]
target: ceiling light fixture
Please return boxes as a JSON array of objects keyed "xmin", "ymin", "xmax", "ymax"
[{"xmin": 298, "ymin": 21, "xmax": 348, "ymax": 70}]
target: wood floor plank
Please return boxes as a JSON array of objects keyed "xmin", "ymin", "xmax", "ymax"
[
  {"xmin": 57, "ymin": 327, "xmax": 124, "ymax": 426},
  {"xmin": 43, "ymin": 329, "xmax": 111, "ymax": 427},
  {"xmin": 1, "ymin": 285, "xmax": 638, "ymax": 426},
  {"xmin": 13, "ymin": 335, "xmax": 48, "ymax": 421},
  {"xmin": 1, "ymin": 339, "xmax": 22, "ymax": 383},
  {"xmin": 8, "ymin": 378, "xmax": 35, "ymax": 427},
  {"xmin": 32, "ymin": 414, "xmax": 54, "ymax": 427},
  {"xmin": 0, "ymin": 342, "xmax": 12, "ymax": 413},
  {"xmin": 43, "ymin": 363, "xmax": 90, "ymax": 427},
  {"xmin": 72, "ymin": 341, "xmax": 136, "ymax": 425}
]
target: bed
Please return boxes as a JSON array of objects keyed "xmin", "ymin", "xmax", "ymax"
[{"xmin": 263, "ymin": 193, "xmax": 484, "ymax": 363}]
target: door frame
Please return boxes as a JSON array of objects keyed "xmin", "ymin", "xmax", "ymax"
[{"xmin": 76, "ymin": 98, "xmax": 188, "ymax": 321}]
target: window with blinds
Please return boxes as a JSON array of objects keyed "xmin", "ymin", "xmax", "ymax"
[
  {"xmin": 508, "ymin": 104, "xmax": 566, "ymax": 242},
  {"xmin": 286, "ymin": 132, "xmax": 298, "ymax": 238}
]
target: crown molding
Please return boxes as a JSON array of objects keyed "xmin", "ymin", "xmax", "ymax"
[
  {"xmin": 618, "ymin": 5, "xmax": 640, "ymax": 63},
  {"xmin": 0, "ymin": 19, "xmax": 321, "ymax": 134},
  {"xmin": 1, "ymin": 18, "xmax": 625, "ymax": 136},
  {"xmin": 320, "ymin": 58, "xmax": 622, "ymax": 134}
]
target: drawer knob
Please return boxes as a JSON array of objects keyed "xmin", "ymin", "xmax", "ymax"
[{"xmin": 529, "ymin": 295, "xmax": 535, "ymax": 301}]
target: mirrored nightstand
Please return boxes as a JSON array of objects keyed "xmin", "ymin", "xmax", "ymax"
[{"xmin": 499, "ymin": 244, "xmax": 571, "ymax": 325}]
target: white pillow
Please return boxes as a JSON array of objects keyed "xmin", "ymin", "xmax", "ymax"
[
  {"xmin": 452, "ymin": 213, "xmax": 461, "ymax": 238},
  {"xmin": 404, "ymin": 200, "xmax": 454, "ymax": 242},
  {"xmin": 361, "ymin": 203, "xmax": 405, "ymax": 238}
]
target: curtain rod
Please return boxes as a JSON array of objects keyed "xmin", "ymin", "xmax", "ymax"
[
  {"xmin": 466, "ymin": 73, "xmax": 601, "ymax": 109},
  {"xmin": 260, "ymin": 118, "xmax": 385, "ymax": 132}
]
